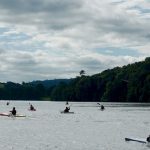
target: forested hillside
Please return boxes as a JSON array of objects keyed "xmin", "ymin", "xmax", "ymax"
[
  {"xmin": 0, "ymin": 79, "xmax": 71, "ymax": 100},
  {"xmin": 0, "ymin": 57, "xmax": 150, "ymax": 102},
  {"xmin": 50, "ymin": 57, "xmax": 150, "ymax": 102}
]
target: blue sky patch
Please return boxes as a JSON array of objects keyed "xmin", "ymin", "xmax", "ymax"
[{"xmin": 95, "ymin": 47, "xmax": 140, "ymax": 57}]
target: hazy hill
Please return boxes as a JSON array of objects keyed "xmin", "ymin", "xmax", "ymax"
[{"xmin": 29, "ymin": 79, "xmax": 72, "ymax": 88}]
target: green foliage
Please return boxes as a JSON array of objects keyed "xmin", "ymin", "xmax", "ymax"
[
  {"xmin": 49, "ymin": 57, "xmax": 150, "ymax": 102},
  {"xmin": 79, "ymin": 70, "xmax": 85, "ymax": 76},
  {"xmin": 0, "ymin": 57, "xmax": 149, "ymax": 102}
]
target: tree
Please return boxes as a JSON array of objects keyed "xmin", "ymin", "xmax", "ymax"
[{"xmin": 79, "ymin": 70, "xmax": 85, "ymax": 76}]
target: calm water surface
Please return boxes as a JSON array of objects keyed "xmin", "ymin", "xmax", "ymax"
[{"xmin": 0, "ymin": 101, "xmax": 149, "ymax": 150}]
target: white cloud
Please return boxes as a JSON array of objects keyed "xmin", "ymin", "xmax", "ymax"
[{"xmin": 0, "ymin": 0, "xmax": 149, "ymax": 82}]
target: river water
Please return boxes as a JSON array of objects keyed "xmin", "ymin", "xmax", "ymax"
[{"xmin": 0, "ymin": 101, "xmax": 150, "ymax": 150}]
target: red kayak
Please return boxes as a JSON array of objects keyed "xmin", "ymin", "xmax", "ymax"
[{"xmin": 0, "ymin": 112, "xmax": 26, "ymax": 117}]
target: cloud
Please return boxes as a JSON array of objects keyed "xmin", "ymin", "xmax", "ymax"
[
  {"xmin": 0, "ymin": 0, "xmax": 149, "ymax": 82},
  {"xmin": 0, "ymin": 47, "xmax": 145, "ymax": 83},
  {"xmin": 0, "ymin": 0, "xmax": 84, "ymax": 31}
]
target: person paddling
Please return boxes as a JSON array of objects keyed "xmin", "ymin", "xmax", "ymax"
[
  {"xmin": 64, "ymin": 106, "xmax": 70, "ymax": 112},
  {"xmin": 101, "ymin": 105, "xmax": 105, "ymax": 110},
  {"xmin": 147, "ymin": 135, "xmax": 150, "ymax": 142},
  {"xmin": 64, "ymin": 101, "xmax": 70, "ymax": 112},
  {"xmin": 30, "ymin": 104, "xmax": 35, "ymax": 110},
  {"xmin": 10, "ymin": 107, "xmax": 17, "ymax": 116}
]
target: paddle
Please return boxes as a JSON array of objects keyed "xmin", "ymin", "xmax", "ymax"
[
  {"xmin": 125, "ymin": 138, "xmax": 147, "ymax": 143},
  {"xmin": 97, "ymin": 103, "xmax": 101, "ymax": 105},
  {"xmin": 8, "ymin": 111, "xmax": 15, "ymax": 119}
]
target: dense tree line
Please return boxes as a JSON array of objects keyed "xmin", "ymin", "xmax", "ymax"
[
  {"xmin": 0, "ymin": 80, "xmax": 70, "ymax": 100},
  {"xmin": 50, "ymin": 57, "xmax": 150, "ymax": 102},
  {"xmin": 0, "ymin": 57, "xmax": 150, "ymax": 102}
]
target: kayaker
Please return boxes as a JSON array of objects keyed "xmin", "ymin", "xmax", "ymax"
[
  {"xmin": 64, "ymin": 106, "xmax": 70, "ymax": 112},
  {"xmin": 101, "ymin": 105, "xmax": 105, "ymax": 110},
  {"xmin": 10, "ymin": 107, "xmax": 17, "ymax": 116},
  {"xmin": 64, "ymin": 101, "xmax": 70, "ymax": 112},
  {"xmin": 30, "ymin": 104, "xmax": 35, "ymax": 110},
  {"xmin": 147, "ymin": 135, "xmax": 150, "ymax": 142}
]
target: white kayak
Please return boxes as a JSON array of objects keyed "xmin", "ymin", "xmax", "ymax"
[{"xmin": 0, "ymin": 112, "xmax": 26, "ymax": 117}]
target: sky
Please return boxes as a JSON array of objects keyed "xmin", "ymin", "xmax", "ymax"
[{"xmin": 0, "ymin": 0, "xmax": 149, "ymax": 83}]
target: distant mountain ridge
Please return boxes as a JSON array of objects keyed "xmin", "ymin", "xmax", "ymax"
[{"xmin": 29, "ymin": 79, "xmax": 72, "ymax": 88}]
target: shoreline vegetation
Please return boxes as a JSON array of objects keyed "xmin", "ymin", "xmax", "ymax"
[{"xmin": 0, "ymin": 57, "xmax": 150, "ymax": 102}]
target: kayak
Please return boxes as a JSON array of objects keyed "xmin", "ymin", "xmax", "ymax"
[
  {"xmin": 125, "ymin": 137, "xmax": 147, "ymax": 144},
  {"xmin": 60, "ymin": 111, "xmax": 74, "ymax": 114},
  {"xmin": 0, "ymin": 113, "xmax": 26, "ymax": 117},
  {"xmin": 28, "ymin": 109, "xmax": 36, "ymax": 111}
]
